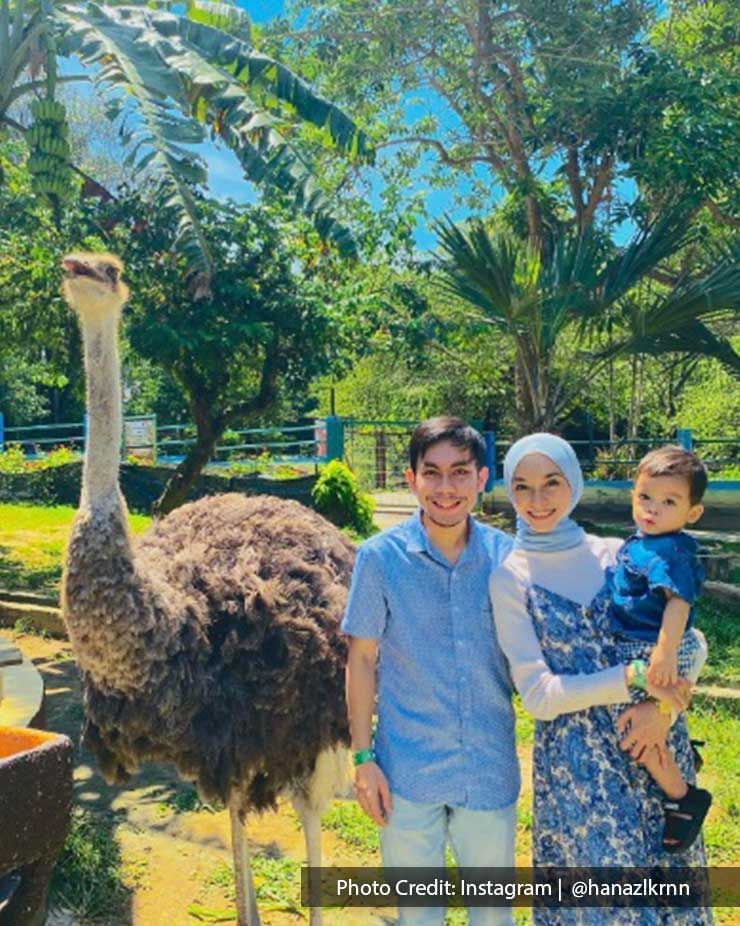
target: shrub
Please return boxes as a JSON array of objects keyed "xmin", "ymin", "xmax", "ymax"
[
  {"xmin": 591, "ymin": 444, "xmax": 638, "ymax": 481},
  {"xmin": 710, "ymin": 464, "xmax": 740, "ymax": 480},
  {"xmin": 0, "ymin": 444, "xmax": 79, "ymax": 473},
  {"xmin": 312, "ymin": 460, "xmax": 375, "ymax": 536}
]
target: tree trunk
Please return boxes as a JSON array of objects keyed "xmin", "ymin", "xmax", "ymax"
[
  {"xmin": 514, "ymin": 354, "xmax": 535, "ymax": 436},
  {"xmin": 628, "ymin": 355, "xmax": 644, "ymax": 441},
  {"xmin": 152, "ymin": 433, "xmax": 220, "ymax": 517},
  {"xmin": 608, "ymin": 357, "xmax": 616, "ymax": 444},
  {"xmin": 153, "ymin": 400, "xmax": 223, "ymax": 517}
]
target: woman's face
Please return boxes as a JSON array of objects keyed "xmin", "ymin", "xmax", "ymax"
[{"xmin": 511, "ymin": 453, "xmax": 572, "ymax": 533}]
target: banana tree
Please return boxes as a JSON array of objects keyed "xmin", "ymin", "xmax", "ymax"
[
  {"xmin": 0, "ymin": 0, "xmax": 372, "ymax": 292},
  {"xmin": 434, "ymin": 211, "xmax": 740, "ymax": 433}
]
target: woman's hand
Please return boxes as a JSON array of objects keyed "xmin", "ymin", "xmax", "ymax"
[
  {"xmin": 354, "ymin": 762, "xmax": 392, "ymax": 826},
  {"xmin": 645, "ymin": 676, "xmax": 691, "ymax": 713},
  {"xmin": 616, "ymin": 701, "xmax": 671, "ymax": 762}
]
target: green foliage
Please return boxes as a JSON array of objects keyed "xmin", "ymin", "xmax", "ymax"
[
  {"xmin": 714, "ymin": 465, "xmax": 740, "ymax": 480},
  {"xmin": 201, "ymin": 854, "xmax": 300, "ymax": 910},
  {"xmin": 434, "ymin": 211, "xmax": 740, "ymax": 432},
  {"xmin": 275, "ymin": 0, "xmax": 738, "ymax": 244},
  {"xmin": 695, "ymin": 597, "xmax": 740, "ymax": 686},
  {"xmin": 2, "ymin": 0, "xmax": 370, "ymax": 283},
  {"xmin": 673, "ymin": 347, "xmax": 740, "ymax": 437},
  {"xmin": 627, "ymin": 1, "xmax": 740, "ymax": 218},
  {"xmin": 591, "ymin": 445, "xmax": 638, "ymax": 481},
  {"xmin": 155, "ymin": 785, "xmax": 218, "ymax": 817},
  {"xmin": 312, "ymin": 460, "xmax": 375, "ymax": 536},
  {"xmin": 0, "ymin": 445, "xmax": 78, "ymax": 473},
  {"xmin": 322, "ymin": 800, "xmax": 379, "ymax": 855},
  {"xmin": 0, "ymin": 138, "xmax": 100, "ymax": 425},
  {"xmin": 50, "ymin": 809, "xmax": 130, "ymax": 920}
]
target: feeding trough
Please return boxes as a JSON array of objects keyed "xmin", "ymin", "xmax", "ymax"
[{"xmin": 0, "ymin": 638, "xmax": 73, "ymax": 926}]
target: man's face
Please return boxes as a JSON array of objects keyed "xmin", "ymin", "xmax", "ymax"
[
  {"xmin": 405, "ymin": 440, "xmax": 487, "ymax": 529},
  {"xmin": 631, "ymin": 472, "xmax": 703, "ymax": 535}
]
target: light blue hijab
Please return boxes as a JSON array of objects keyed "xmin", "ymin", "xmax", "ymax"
[{"xmin": 503, "ymin": 433, "xmax": 586, "ymax": 552}]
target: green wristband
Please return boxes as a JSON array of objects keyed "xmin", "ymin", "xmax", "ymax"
[
  {"xmin": 630, "ymin": 659, "xmax": 648, "ymax": 691},
  {"xmin": 353, "ymin": 748, "xmax": 376, "ymax": 766}
]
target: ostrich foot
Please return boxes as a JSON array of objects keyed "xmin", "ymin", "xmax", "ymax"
[{"xmin": 229, "ymin": 799, "xmax": 260, "ymax": 926}]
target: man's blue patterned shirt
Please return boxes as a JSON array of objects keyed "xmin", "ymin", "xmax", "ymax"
[{"xmin": 342, "ymin": 510, "xmax": 518, "ymax": 810}]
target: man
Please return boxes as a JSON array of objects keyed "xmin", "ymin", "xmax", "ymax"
[{"xmin": 342, "ymin": 416, "xmax": 517, "ymax": 926}]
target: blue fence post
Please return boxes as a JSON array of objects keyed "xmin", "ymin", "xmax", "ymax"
[
  {"xmin": 676, "ymin": 428, "xmax": 693, "ymax": 451},
  {"xmin": 325, "ymin": 415, "xmax": 344, "ymax": 462},
  {"xmin": 0, "ymin": 412, "xmax": 4, "ymax": 453},
  {"xmin": 83, "ymin": 414, "xmax": 89, "ymax": 453},
  {"xmin": 483, "ymin": 431, "xmax": 496, "ymax": 491}
]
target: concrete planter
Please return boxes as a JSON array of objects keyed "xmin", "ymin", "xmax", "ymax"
[{"xmin": 0, "ymin": 728, "xmax": 73, "ymax": 926}]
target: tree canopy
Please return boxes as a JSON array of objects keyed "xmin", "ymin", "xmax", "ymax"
[{"xmin": 1, "ymin": 0, "xmax": 373, "ymax": 292}]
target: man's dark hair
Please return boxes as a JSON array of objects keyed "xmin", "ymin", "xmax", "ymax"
[
  {"xmin": 636, "ymin": 445, "xmax": 708, "ymax": 505},
  {"xmin": 408, "ymin": 416, "xmax": 486, "ymax": 472}
]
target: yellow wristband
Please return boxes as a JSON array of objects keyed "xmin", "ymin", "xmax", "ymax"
[{"xmin": 658, "ymin": 701, "xmax": 673, "ymax": 715}]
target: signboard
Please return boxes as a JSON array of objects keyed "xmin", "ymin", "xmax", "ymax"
[{"xmin": 123, "ymin": 415, "xmax": 157, "ymax": 463}]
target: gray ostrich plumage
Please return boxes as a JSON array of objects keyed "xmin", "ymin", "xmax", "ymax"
[{"xmin": 59, "ymin": 253, "xmax": 355, "ymax": 926}]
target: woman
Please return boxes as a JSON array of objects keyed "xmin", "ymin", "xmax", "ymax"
[{"xmin": 490, "ymin": 433, "xmax": 711, "ymax": 925}]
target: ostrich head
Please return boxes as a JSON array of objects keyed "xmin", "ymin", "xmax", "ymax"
[{"xmin": 61, "ymin": 252, "xmax": 129, "ymax": 321}]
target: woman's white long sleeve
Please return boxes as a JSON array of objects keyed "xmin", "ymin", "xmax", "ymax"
[{"xmin": 490, "ymin": 566, "xmax": 630, "ymax": 721}]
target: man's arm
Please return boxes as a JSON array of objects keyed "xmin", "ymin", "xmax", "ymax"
[{"xmin": 346, "ymin": 637, "xmax": 392, "ymax": 826}]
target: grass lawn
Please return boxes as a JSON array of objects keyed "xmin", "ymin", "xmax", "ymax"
[{"xmin": 0, "ymin": 502, "xmax": 150, "ymax": 592}]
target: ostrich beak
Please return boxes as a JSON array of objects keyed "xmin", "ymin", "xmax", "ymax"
[{"xmin": 62, "ymin": 257, "xmax": 95, "ymax": 279}]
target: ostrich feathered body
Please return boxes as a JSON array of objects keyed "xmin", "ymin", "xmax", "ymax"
[{"xmin": 63, "ymin": 492, "xmax": 355, "ymax": 812}]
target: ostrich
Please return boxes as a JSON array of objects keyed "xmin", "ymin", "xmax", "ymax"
[{"xmin": 59, "ymin": 252, "xmax": 355, "ymax": 926}]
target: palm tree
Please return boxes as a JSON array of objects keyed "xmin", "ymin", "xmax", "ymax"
[
  {"xmin": 0, "ymin": 0, "xmax": 371, "ymax": 291},
  {"xmin": 434, "ymin": 211, "xmax": 740, "ymax": 434}
]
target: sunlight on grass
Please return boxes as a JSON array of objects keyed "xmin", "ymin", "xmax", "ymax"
[
  {"xmin": 0, "ymin": 502, "xmax": 150, "ymax": 591},
  {"xmin": 689, "ymin": 698, "xmax": 740, "ymax": 865}
]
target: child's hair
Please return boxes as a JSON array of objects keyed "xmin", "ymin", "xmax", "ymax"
[
  {"xmin": 408, "ymin": 416, "xmax": 486, "ymax": 472},
  {"xmin": 636, "ymin": 445, "xmax": 708, "ymax": 505}
]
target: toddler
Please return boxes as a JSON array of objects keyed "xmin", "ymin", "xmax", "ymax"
[{"xmin": 609, "ymin": 445, "xmax": 712, "ymax": 853}]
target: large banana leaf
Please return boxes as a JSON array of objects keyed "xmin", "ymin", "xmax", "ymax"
[{"xmin": 3, "ymin": 0, "xmax": 372, "ymax": 288}]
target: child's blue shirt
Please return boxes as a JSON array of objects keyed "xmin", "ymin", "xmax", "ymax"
[{"xmin": 607, "ymin": 531, "xmax": 704, "ymax": 642}]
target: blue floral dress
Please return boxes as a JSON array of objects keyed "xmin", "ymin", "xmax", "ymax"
[{"xmin": 527, "ymin": 582, "xmax": 712, "ymax": 925}]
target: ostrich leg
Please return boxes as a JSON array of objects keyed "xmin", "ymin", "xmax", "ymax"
[
  {"xmin": 297, "ymin": 805, "xmax": 323, "ymax": 926},
  {"xmin": 229, "ymin": 799, "xmax": 260, "ymax": 926}
]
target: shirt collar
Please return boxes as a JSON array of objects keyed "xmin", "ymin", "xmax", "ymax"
[{"xmin": 405, "ymin": 507, "xmax": 483, "ymax": 568}]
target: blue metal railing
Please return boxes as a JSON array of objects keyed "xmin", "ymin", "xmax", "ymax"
[
  {"xmin": 0, "ymin": 413, "xmax": 334, "ymax": 469},
  {"xmin": 1, "ymin": 412, "xmax": 737, "ymax": 487}
]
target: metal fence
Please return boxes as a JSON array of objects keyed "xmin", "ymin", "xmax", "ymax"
[
  {"xmin": 1, "ymin": 412, "xmax": 737, "ymax": 488},
  {"xmin": 0, "ymin": 413, "xmax": 327, "ymax": 471},
  {"xmin": 342, "ymin": 419, "xmax": 740, "ymax": 492}
]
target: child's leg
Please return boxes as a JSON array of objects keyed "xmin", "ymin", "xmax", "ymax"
[{"xmin": 639, "ymin": 745, "xmax": 688, "ymax": 800}]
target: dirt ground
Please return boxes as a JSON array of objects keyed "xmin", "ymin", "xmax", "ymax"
[{"xmin": 16, "ymin": 631, "xmax": 405, "ymax": 926}]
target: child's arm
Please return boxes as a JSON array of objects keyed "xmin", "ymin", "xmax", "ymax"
[{"xmin": 647, "ymin": 590, "xmax": 689, "ymax": 687}]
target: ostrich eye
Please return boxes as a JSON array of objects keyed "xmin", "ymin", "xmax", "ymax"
[{"xmin": 104, "ymin": 265, "xmax": 119, "ymax": 283}]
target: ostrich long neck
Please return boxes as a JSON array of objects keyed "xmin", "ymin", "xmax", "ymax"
[
  {"xmin": 66, "ymin": 305, "xmax": 166, "ymax": 694},
  {"xmin": 81, "ymin": 312, "xmax": 123, "ymax": 506}
]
